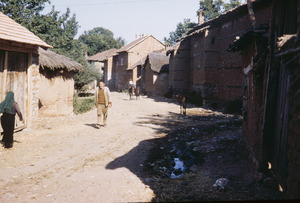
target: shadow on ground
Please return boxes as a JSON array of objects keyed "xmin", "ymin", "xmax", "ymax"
[{"xmin": 106, "ymin": 109, "xmax": 284, "ymax": 202}]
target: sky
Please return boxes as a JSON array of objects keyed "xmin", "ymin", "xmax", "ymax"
[{"xmin": 42, "ymin": 0, "xmax": 200, "ymax": 44}]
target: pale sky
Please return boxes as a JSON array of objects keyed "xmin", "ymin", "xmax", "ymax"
[{"xmin": 43, "ymin": 0, "xmax": 200, "ymax": 44}]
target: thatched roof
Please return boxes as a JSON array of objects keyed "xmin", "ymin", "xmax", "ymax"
[
  {"xmin": 146, "ymin": 52, "xmax": 169, "ymax": 73},
  {"xmin": 88, "ymin": 48, "xmax": 118, "ymax": 62},
  {"xmin": 0, "ymin": 12, "xmax": 52, "ymax": 48},
  {"xmin": 39, "ymin": 47, "xmax": 83, "ymax": 72}
]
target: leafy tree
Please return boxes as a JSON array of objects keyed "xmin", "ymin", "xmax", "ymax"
[
  {"xmin": 30, "ymin": 7, "xmax": 79, "ymax": 56},
  {"xmin": 74, "ymin": 63, "xmax": 102, "ymax": 91},
  {"xmin": 164, "ymin": 19, "xmax": 197, "ymax": 45},
  {"xmin": 78, "ymin": 27, "xmax": 125, "ymax": 56},
  {"xmin": 0, "ymin": 0, "xmax": 50, "ymax": 27},
  {"xmin": 224, "ymin": 0, "xmax": 243, "ymax": 12},
  {"xmin": 199, "ymin": 0, "xmax": 224, "ymax": 22},
  {"xmin": 199, "ymin": 0, "xmax": 242, "ymax": 22},
  {"xmin": 0, "ymin": 0, "xmax": 117, "ymax": 91}
]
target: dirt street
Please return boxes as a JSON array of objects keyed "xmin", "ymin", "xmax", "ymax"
[
  {"xmin": 0, "ymin": 92, "xmax": 283, "ymax": 202},
  {"xmin": 0, "ymin": 92, "xmax": 181, "ymax": 202}
]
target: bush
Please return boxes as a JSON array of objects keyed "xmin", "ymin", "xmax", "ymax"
[{"xmin": 73, "ymin": 93, "xmax": 95, "ymax": 114}]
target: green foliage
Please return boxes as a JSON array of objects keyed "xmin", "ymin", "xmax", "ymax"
[
  {"xmin": 73, "ymin": 93, "xmax": 95, "ymax": 114},
  {"xmin": 164, "ymin": 19, "xmax": 197, "ymax": 45},
  {"xmin": 199, "ymin": 0, "xmax": 243, "ymax": 22},
  {"xmin": 1, "ymin": 0, "xmax": 121, "ymax": 92},
  {"xmin": 79, "ymin": 27, "xmax": 125, "ymax": 56},
  {"xmin": 199, "ymin": 0, "xmax": 224, "ymax": 22},
  {"xmin": 74, "ymin": 63, "xmax": 102, "ymax": 91},
  {"xmin": 0, "ymin": 0, "xmax": 50, "ymax": 27},
  {"xmin": 224, "ymin": 0, "xmax": 243, "ymax": 12},
  {"xmin": 30, "ymin": 7, "xmax": 80, "ymax": 56}
]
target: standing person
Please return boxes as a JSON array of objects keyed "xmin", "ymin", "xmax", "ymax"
[
  {"xmin": 0, "ymin": 91, "xmax": 23, "ymax": 148},
  {"xmin": 129, "ymin": 79, "xmax": 134, "ymax": 88},
  {"xmin": 95, "ymin": 81, "xmax": 112, "ymax": 128}
]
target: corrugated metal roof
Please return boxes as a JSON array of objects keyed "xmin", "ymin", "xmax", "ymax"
[
  {"xmin": 88, "ymin": 48, "xmax": 118, "ymax": 61},
  {"xmin": 0, "ymin": 12, "xmax": 52, "ymax": 48}
]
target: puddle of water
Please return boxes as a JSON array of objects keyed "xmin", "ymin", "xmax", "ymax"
[{"xmin": 170, "ymin": 158, "xmax": 185, "ymax": 178}]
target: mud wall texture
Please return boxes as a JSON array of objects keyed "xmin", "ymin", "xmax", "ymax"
[{"xmin": 38, "ymin": 69, "xmax": 74, "ymax": 117}]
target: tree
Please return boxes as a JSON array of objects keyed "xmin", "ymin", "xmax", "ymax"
[
  {"xmin": 30, "ymin": 7, "xmax": 79, "ymax": 57},
  {"xmin": 198, "ymin": 0, "xmax": 243, "ymax": 22},
  {"xmin": 224, "ymin": 0, "xmax": 243, "ymax": 12},
  {"xmin": 74, "ymin": 63, "xmax": 102, "ymax": 91},
  {"xmin": 164, "ymin": 19, "xmax": 197, "ymax": 45},
  {"xmin": 199, "ymin": 0, "xmax": 224, "ymax": 22},
  {"xmin": 78, "ymin": 27, "xmax": 125, "ymax": 56},
  {"xmin": 0, "ymin": 0, "xmax": 118, "ymax": 91},
  {"xmin": 0, "ymin": 0, "xmax": 50, "ymax": 27}
]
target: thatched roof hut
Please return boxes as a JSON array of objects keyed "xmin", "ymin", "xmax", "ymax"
[
  {"xmin": 38, "ymin": 47, "xmax": 83, "ymax": 72},
  {"xmin": 145, "ymin": 52, "xmax": 169, "ymax": 73}
]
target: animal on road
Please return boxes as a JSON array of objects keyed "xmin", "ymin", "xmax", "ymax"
[
  {"xmin": 129, "ymin": 86, "xmax": 135, "ymax": 100},
  {"xmin": 176, "ymin": 94, "xmax": 187, "ymax": 115}
]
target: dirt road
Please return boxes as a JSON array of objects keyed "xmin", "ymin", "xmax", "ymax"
[
  {"xmin": 0, "ymin": 92, "xmax": 186, "ymax": 202},
  {"xmin": 0, "ymin": 92, "xmax": 283, "ymax": 202}
]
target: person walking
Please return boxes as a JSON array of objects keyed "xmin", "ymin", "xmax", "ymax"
[
  {"xmin": 0, "ymin": 91, "xmax": 23, "ymax": 148},
  {"xmin": 95, "ymin": 81, "xmax": 112, "ymax": 128}
]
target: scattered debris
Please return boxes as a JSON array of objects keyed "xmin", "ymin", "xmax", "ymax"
[{"xmin": 213, "ymin": 178, "xmax": 229, "ymax": 190}]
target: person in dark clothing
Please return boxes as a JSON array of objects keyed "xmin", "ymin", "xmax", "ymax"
[{"xmin": 0, "ymin": 91, "xmax": 23, "ymax": 148}]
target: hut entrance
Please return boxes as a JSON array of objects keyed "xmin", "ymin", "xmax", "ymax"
[{"xmin": 1, "ymin": 51, "xmax": 28, "ymax": 131}]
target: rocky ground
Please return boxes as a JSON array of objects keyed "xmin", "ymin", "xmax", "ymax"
[{"xmin": 0, "ymin": 92, "xmax": 284, "ymax": 202}]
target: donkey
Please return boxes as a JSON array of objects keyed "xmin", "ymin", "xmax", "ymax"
[
  {"xmin": 176, "ymin": 94, "xmax": 187, "ymax": 115},
  {"xmin": 129, "ymin": 86, "xmax": 135, "ymax": 100}
]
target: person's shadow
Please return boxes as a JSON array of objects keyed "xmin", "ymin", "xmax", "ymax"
[
  {"xmin": 106, "ymin": 138, "xmax": 159, "ymax": 198},
  {"xmin": 84, "ymin": 123, "xmax": 99, "ymax": 129}
]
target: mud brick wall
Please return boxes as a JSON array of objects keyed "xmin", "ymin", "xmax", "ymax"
[
  {"xmin": 38, "ymin": 70, "xmax": 75, "ymax": 117},
  {"xmin": 286, "ymin": 63, "xmax": 300, "ymax": 199},
  {"xmin": 27, "ymin": 64, "xmax": 40, "ymax": 128},
  {"xmin": 168, "ymin": 40, "xmax": 190, "ymax": 92},
  {"xmin": 153, "ymin": 72, "xmax": 169, "ymax": 97},
  {"xmin": 189, "ymin": 16, "xmax": 249, "ymax": 107},
  {"xmin": 168, "ymin": 1, "xmax": 272, "ymax": 110}
]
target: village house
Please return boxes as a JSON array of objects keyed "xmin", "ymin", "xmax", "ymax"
[
  {"xmin": 229, "ymin": 0, "xmax": 300, "ymax": 198},
  {"xmin": 38, "ymin": 47, "xmax": 83, "ymax": 117},
  {"xmin": 113, "ymin": 34, "xmax": 165, "ymax": 91},
  {"xmin": 143, "ymin": 51, "xmax": 169, "ymax": 96},
  {"xmin": 88, "ymin": 48, "xmax": 118, "ymax": 90},
  {"xmin": 0, "ymin": 12, "xmax": 52, "ymax": 130},
  {"xmin": 167, "ymin": 0, "xmax": 271, "ymax": 112}
]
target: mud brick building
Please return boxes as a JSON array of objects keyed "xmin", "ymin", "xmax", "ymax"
[
  {"xmin": 0, "ymin": 12, "xmax": 52, "ymax": 130},
  {"xmin": 144, "ymin": 52, "xmax": 169, "ymax": 96},
  {"xmin": 113, "ymin": 34, "xmax": 165, "ymax": 91},
  {"xmin": 167, "ymin": 1, "xmax": 272, "ymax": 111},
  {"xmin": 230, "ymin": 0, "xmax": 300, "ymax": 199},
  {"xmin": 38, "ymin": 47, "xmax": 82, "ymax": 117},
  {"xmin": 88, "ymin": 48, "xmax": 118, "ymax": 90}
]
